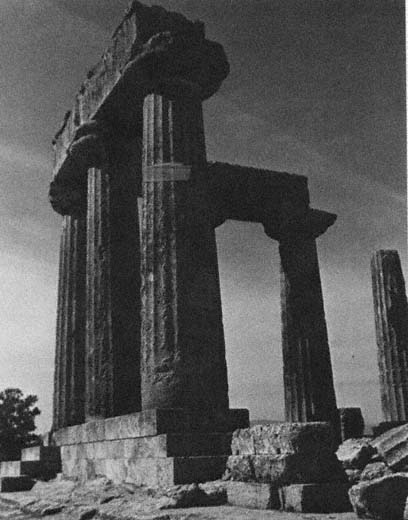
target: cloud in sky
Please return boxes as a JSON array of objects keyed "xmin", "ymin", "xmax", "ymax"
[{"xmin": 0, "ymin": 0, "xmax": 405, "ymax": 431}]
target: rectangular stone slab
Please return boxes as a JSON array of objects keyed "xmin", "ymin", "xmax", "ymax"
[
  {"xmin": 226, "ymin": 451, "xmax": 346, "ymax": 485},
  {"xmin": 0, "ymin": 476, "xmax": 35, "ymax": 492},
  {"xmin": 279, "ymin": 482, "xmax": 352, "ymax": 513},
  {"xmin": 52, "ymin": 408, "xmax": 248, "ymax": 446},
  {"xmin": 60, "ymin": 433, "xmax": 232, "ymax": 461},
  {"xmin": 62, "ymin": 456, "xmax": 228, "ymax": 487},
  {"xmin": 231, "ymin": 422, "xmax": 336, "ymax": 456},
  {"xmin": 21, "ymin": 446, "xmax": 61, "ymax": 463},
  {"xmin": 226, "ymin": 481, "xmax": 280, "ymax": 509},
  {"xmin": 0, "ymin": 461, "xmax": 60, "ymax": 479}
]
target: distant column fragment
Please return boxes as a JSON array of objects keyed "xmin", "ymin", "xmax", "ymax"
[{"xmin": 371, "ymin": 250, "xmax": 408, "ymax": 422}]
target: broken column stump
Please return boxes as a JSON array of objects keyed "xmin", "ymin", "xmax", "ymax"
[
  {"xmin": 371, "ymin": 250, "xmax": 408, "ymax": 424},
  {"xmin": 225, "ymin": 422, "xmax": 352, "ymax": 513}
]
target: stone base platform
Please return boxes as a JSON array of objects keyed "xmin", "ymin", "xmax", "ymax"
[{"xmin": 53, "ymin": 408, "xmax": 249, "ymax": 487}]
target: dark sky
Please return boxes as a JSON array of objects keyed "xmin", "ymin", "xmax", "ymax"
[{"xmin": 0, "ymin": 0, "xmax": 405, "ymax": 431}]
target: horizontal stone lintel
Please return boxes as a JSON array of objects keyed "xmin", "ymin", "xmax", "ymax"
[{"xmin": 52, "ymin": 408, "xmax": 249, "ymax": 446}]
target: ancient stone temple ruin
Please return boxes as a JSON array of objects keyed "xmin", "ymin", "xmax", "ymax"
[{"xmin": 45, "ymin": 1, "xmax": 340, "ymax": 488}]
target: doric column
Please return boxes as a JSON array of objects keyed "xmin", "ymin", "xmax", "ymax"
[
  {"xmin": 85, "ymin": 135, "xmax": 142, "ymax": 420},
  {"xmin": 371, "ymin": 250, "xmax": 408, "ymax": 422},
  {"xmin": 140, "ymin": 89, "xmax": 229, "ymax": 414},
  {"xmin": 52, "ymin": 215, "xmax": 86, "ymax": 430},
  {"xmin": 276, "ymin": 210, "xmax": 338, "ymax": 425}
]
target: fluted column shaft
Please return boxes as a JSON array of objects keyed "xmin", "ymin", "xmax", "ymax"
[
  {"xmin": 141, "ymin": 91, "xmax": 229, "ymax": 413},
  {"xmin": 371, "ymin": 250, "xmax": 408, "ymax": 422},
  {"xmin": 85, "ymin": 137, "xmax": 141, "ymax": 420},
  {"xmin": 52, "ymin": 215, "xmax": 86, "ymax": 429},
  {"xmin": 280, "ymin": 236, "xmax": 338, "ymax": 425}
]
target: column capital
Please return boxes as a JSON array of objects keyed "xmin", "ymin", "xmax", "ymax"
[
  {"xmin": 122, "ymin": 31, "xmax": 229, "ymax": 101},
  {"xmin": 49, "ymin": 121, "xmax": 110, "ymax": 216},
  {"xmin": 264, "ymin": 208, "xmax": 337, "ymax": 242}
]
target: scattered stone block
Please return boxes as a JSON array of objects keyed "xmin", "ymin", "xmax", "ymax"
[
  {"xmin": 371, "ymin": 423, "xmax": 408, "ymax": 471},
  {"xmin": 231, "ymin": 422, "xmax": 336, "ymax": 456},
  {"xmin": 336, "ymin": 437, "xmax": 376, "ymax": 470},
  {"xmin": 280, "ymin": 482, "xmax": 352, "ymax": 513},
  {"xmin": 360, "ymin": 462, "xmax": 392, "ymax": 481},
  {"xmin": 373, "ymin": 421, "xmax": 407, "ymax": 437},
  {"xmin": 0, "ymin": 476, "xmax": 35, "ymax": 492},
  {"xmin": 338, "ymin": 408, "xmax": 365, "ymax": 440},
  {"xmin": 157, "ymin": 482, "xmax": 227, "ymax": 509},
  {"xmin": 226, "ymin": 481, "xmax": 280, "ymax": 509},
  {"xmin": 349, "ymin": 473, "xmax": 408, "ymax": 520},
  {"xmin": 226, "ymin": 451, "xmax": 345, "ymax": 485}
]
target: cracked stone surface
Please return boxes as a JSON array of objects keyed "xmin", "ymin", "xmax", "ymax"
[{"xmin": 0, "ymin": 477, "xmax": 359, "ymax": 520}]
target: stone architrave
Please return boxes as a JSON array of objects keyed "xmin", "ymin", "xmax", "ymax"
[
  {"xmin": 276, "ymin": 210, "xmax": 338, "ymax": 426},
  {"xmin": 140, "ymin": 88, "xmax": 229, "ymax": 414},
  {"xmin": 85, "ymin": 134, "xmax": 142, "ymax": 420},
  {"xmin": 52, "ymin": 215, "xmax": 86, "ymax": 429},
  {"xmin": 371, "ymin": 250, "xmax": 408, "ymax": 423}
]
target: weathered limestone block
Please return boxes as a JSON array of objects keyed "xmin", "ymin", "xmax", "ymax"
[
  {"xmin": 339, "ymin": 407, "xmax": 365, "ymax": 440},
  {"xmin": 360, "ymin": 462, "xmax": 392, "ymax": 481},
  {"xmin": 21, "ymin": 446, "xmax": 61, "ymax": 463},
  {"xmin": 226, "ymin": 481, "xmax": 280, "ymax": 510},
  {"xmin": 225, "ymin": 451, "xmax": 345, "ymax": 485},
  {"xmin": 371, "ymin": 423, "xmax": 408, "ymax": 471},
  {"xmin": 349, "ymin": 473, "xmax": 408, "ymax": 520},
  {"xmin": 279, "ymin": 482, "xmax": 352, "ymax": 513},
  {"xmin": 62, "ymin": 455, "xmax": 228, "ymax": 487},
  {"xmin": 52, "ymin": 409, "xmax": 247, "ymax": 446},
  {"xmin": 59, "ymin": 433, "xmax": 231, "ymax": 463},
  {"xmin": 231, "ymin": 422, "xmax": 336, "ymax": 456},
  {"xmin": 156, "ymin": 482, "xmax": 227, "ymax": 508},
  {"xmin": 336, "ymin": 438, "xmax": 377, "ymax": 470},
  {"xmin": 371, "ymin": 250, "xmax": 408, "ymax": 423}
]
